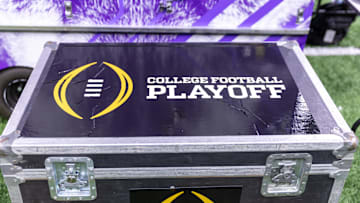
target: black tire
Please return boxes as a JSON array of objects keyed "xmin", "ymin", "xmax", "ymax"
[{"xmin": 0, "ymin": 67, "xmax": 32, "ymax": 118}]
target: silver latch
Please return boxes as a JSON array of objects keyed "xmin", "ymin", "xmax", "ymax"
[
  {"xmin": 261, "ymin": 153, "xmax": 312, "ymax": 197},
  {"xmin": 160, "ymin": 0, "xmax": 173, "ymax": 13},
  {"xmin": 45, "ymin": 157, "xmax": 97, "ymax": 201},
  {"xmin": 296, "ymin": 8, "xmax": 305, "ymax": 24},
  {"xmin": 64, "ymin": 0, "xmax": 73, "ymax": 19}
]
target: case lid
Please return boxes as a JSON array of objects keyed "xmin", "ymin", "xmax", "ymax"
[{"xmin": 21, "ymin": 43, "xmax": 319, "ymax": 137}]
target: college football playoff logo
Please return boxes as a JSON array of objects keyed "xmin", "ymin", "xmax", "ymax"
[
  {"xmin": 53, "ymin": 61, "xmax": 133, "ymax": 119},
  {"xmin": 162, "ymin": 191, "xmax": 213, "ymax": 203}
]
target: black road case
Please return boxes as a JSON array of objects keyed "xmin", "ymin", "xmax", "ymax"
[{"xmin": 0, "ymin": 42, "xmax": 357, "ymax": 203}]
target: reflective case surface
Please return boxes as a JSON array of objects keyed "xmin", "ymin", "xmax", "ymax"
[{"xmin": 0, "ymin": 42, "xmax": 356, "ymax": 203}]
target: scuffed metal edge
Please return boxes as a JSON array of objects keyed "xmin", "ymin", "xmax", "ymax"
[
  {"xmin": 1, "ymin": 41, "xmax": 57, "ymax": 162},
  {"xmin": 11, "ymin": 134, "xmax": 344, "ymax": 155},
  {"xmin": 332, "ymin": 127, "xmax": 358, "ymax": 159},
  {"xmin": 0, "ymin": 41, "xmax": 58, "ymax": 203}
]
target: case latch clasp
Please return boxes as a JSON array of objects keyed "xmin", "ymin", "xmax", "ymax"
[
  {"xmin": 45, "ymin": 157, "xmax": 97, "ymax": 201},
  {"xmin": 261, "ymin": 153, "xmax": 312, "ymax": 197}
]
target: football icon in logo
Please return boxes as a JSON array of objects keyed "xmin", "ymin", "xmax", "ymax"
[
  {"xmin": 53, "ymin": 62, "xmax": 133, "ymax": 119},
  {"xmin": 162, "ymin": 191, "xmax": 214, "ymax": 203}
]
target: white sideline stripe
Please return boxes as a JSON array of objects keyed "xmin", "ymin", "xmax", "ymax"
[
  {"xmin": 86, "ymin": 84, "xmax": 103, "ymax": 88},
  {"xmin": 88, "ymin": 79, "xmax": 104, "ymax": 83},
  {"xmin": 85, "ymin": 88, "xmax": 102, "ymax": 92},
  {"xmin": 84, "ymin": 93, "xmax": 101, "ymax": 97},
  {"xmin": 304, "ymin": 47, "xmax": 360, "ymax": 56}
]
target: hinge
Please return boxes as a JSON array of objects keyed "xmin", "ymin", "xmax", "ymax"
[{"xmin": 261, "ymin": 153, "xmax": 312, "ymax": 197}]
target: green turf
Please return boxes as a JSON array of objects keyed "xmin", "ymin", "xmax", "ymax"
[
  {"xmin": 0, "ymin": 117, "xmax": 10, "ymax": 203},
  {"xmin": 339, "ymin": 17, "xmax": 360, "ymax": 48},
  {"xmin": 308, "ymin": 55, "xmax": 360, "ymax": 203}
]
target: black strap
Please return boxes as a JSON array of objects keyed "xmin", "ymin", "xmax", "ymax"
[
  {"xmin": 316, "ymin": 0, "xmax": 323, "ymax": 16},
  {"xmin": 351, "ymin": 118, "xmax": 360, "ymax": 132}
]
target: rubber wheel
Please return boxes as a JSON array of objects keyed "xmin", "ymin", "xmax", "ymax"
[{"xmin": 0, "ymin": 67, "xmax": 32, "ymax": 118}]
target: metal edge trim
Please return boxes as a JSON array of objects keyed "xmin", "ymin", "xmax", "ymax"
[
  {"xmin": 13, "ymin": 164, "xmax": 338, "ymax": 181},
  {"xmin": 3, "ymin": 178, "xmax": 23, "ymax": 203},
  {"xmin": 277, "ymin": 41, "xmax": 356, "ymax": 203},
  {"xmin": 0, "ymin": 25, "xmax": 309, "ymax": 35},
  {"xmin": 1, "ymin": 164, "xmax": 24, "ymax": 203},
  {"xmin": 277, "ymin": 40, "xmax": 351, "ymax": 133},
  {"xmin": 2, "ymin": 42, "xmax": 57, "ymax": 136},
  {"xmin": 12, "ymin": 134, "xmax": 344, "ymax": 155},
  {"xmin": 278, "ymin": 41, "xmax": 358, "ymax": 158},
  {"xmin": 328, "ymin": 170, "xmax": 350, "ymax": 203},
  {"xmin": 0, "ymin": 41, "xmax": 57, "ymax": 203}
]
